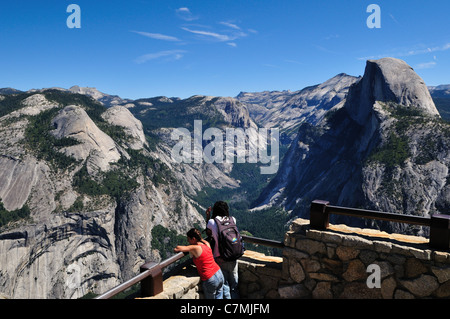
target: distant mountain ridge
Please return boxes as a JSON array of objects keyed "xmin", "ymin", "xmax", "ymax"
[
  {"xmin": 429, "ymin": 85, "xmax": 450, "ymax": 121},
  {"xmin": 236, "ymin": 73, "xmax": 361, "ymax": 141},
  {"xmin": 3, "ymin": 78, "xmax": 448, "ymax": 122}
]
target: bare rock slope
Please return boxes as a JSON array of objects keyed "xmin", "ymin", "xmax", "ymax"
[{"xmin": 254, "ymin": 58, "xmax": 448, "ymax": 236}]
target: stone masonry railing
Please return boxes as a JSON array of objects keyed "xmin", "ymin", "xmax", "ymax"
[
  {"xmin": 142, "ymin": 218, "xmax": 450, "ymax": 299},
  {"xmin": 281, "ymin": 218, "xmax": 449, "ymax": 299}
]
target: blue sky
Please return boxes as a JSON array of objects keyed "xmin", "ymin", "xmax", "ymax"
[{"xmin": 0, "ymin": 0, "xmax": 449, "ymax": 99}]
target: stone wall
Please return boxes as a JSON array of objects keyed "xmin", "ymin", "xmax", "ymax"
[
  {"xmin": 237, "ymin": 250, "xmax": 283, "ymax": 299},
  {"xmin": 281, "ymin": 218, "xmax": 450, "ymax": 299}
]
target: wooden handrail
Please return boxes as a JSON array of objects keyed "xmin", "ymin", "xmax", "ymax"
[
  {"xmin": 310, "ymin": 200, "xmax": 450, "ymax": 250},
  {"xmin": 94, "ymin": 235, "xmax": 283, "ymax": 299},
  {"xmin": 94, "ymin": 252, "xmax": 187, "ymax": 299}
]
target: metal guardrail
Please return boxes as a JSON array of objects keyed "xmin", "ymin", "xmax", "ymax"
[
  {"xmin": 95, "ymin": 235, "xmax": 284, "ymax": 299},
  {"xmin": 310, "ymin": 199, "xmax": 450, "ymax": 250}
]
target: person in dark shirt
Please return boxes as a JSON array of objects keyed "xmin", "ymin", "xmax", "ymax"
[{"xmin": 205, "ymin": 201, "xmax": 241, "ymax": 299}]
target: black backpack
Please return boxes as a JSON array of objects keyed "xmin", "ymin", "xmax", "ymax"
[{"xmin": 215, "ymin": 217, "xmax": 244, "ymax": 261}]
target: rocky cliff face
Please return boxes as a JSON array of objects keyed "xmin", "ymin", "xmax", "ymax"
[
  {"xmin": 0, "ymin": 207, "xmax": 120, "ymax": 299},
  {"xmin": 254, "ymin": 58, "xmax": 449, "ymax": 236},
  {"xmin": 0, "ymin": 87, "xmax": 260, "ymax": 298},
  {"xmin": 0, "ymin": 90, "xmax": 204, "ymax": 298},
  {"xmin": 51, "ymin": 105, "xmax": 122, "ymax": 173},
  {"xmin": 101, "ymin": 105, "xmax": 148, "ymax": 151},
  {"xmin": 346, "ymin": 58, "xmax": 439, "ymax": 126},
  {"xmin": 123, "ymin": 94, "xmax": 259, "ymax": 196}
]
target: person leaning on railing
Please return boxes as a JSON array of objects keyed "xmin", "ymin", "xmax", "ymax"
[
  {"xmin": 174, "ymin": 228, "xmax": 225, "ymax": 299},
  {"xmin": 205, "ymin": 201, "xmax": 241, "ymax": 299}
]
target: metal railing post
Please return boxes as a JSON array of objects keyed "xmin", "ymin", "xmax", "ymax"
[
  {"xmin": 310, "ymin": 200, "xmax": 330, "ymax": 230},
  {"xmin": 140, "ymin": 262, "xmax": 163, "ymax": 297},
  {"xmin": 430, "ymin": 214, "xmax": 450, "ymax": 250}
]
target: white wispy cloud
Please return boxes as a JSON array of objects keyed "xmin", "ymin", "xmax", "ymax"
[
  {"xmin": 284, "ymin": 59, "xmax": 305, "ymax": 65},
  {"xmin": 358, "ymin": 42, "xmax": 450, "ymax": 61},
  {"xmin": 135, "ymin": 50, "xmax": 186, "ymax": 64},
  {"xmin": 131, "ymin": 30, "xmax": 180, "ymax": 42},
  {"xmin": 219, "ymin": 21, "xmax": 241, "ymax": 30},
  {"xmin": 389, "ymin": 13, "xmax": 401, "ymax": 25},
  {"xmin": 182, "ymin": 27, "xmax": 233, "ymax": 42},
  {"xmin": 176, "ymin": 7, "xmax": 198, "ymax": 21},
  {"xmin": 181, "ymin": 22, "xmax": 249, "ymax": 44},
  {"xmin": 263, "ymin": 63, "xmax": 278, "ymax": 68},
  {"xmin": 415, "ymin": 61, "xmax": 437, "ymax": 69},
  {"xmin": 324, "ymin": 34, "xmax": 340, "ymax": 40},
  {"xmin": 227, "ymin": 42, "xmax": 237, "ymax": 47}
]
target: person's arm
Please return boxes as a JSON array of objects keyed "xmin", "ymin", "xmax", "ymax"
[
  {"xmin": 174, "ymin": 245, "xmax": 202, "ymax": 258},
  {"xmin": 205, "ymin": 206, "xmax": 212, "ymax": 225}
]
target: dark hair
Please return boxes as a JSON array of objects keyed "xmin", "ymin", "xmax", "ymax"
[
  {"xmin": 187, "ymin": 228, "xmax": 209, "ymax": 246},
  {"xmin": 187, "ymin": 228, "xmax": 202, "ymax": 241},
  {"xmin": 212, "ymin": 201, "xmax": 229, "ymax": 218}
]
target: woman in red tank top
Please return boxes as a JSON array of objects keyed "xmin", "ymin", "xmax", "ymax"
[{"xmin": 174, "ymin": 228, "xmax": 224, "ymax": 299}]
